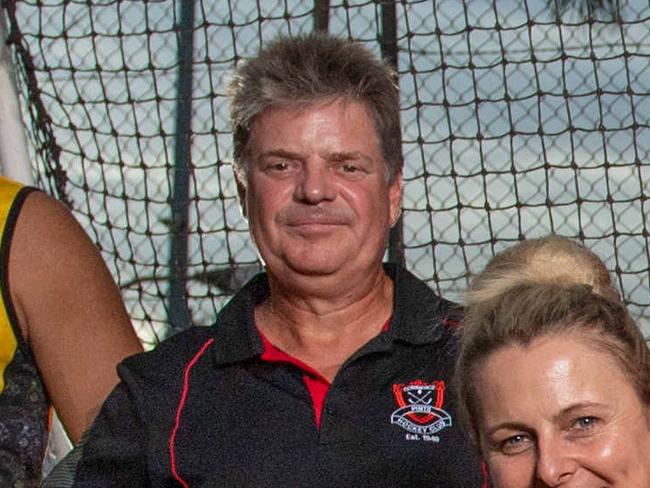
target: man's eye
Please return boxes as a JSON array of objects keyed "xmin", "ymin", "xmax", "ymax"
[
  {"xmin": 337, "ymin": 163, "xmax": 366, "ymax": 178},
  {"xmin": 269, "ymin": 162, "xmax": 289, "ymax": 171},
  {"xmin": 263, "ymin": 162, "xmax": 295, "ymax": 174},
  {"xmin": 341, "ymin": 164, "xmax": 358, "ymax": 172}
]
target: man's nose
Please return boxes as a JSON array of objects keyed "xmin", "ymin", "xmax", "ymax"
[
  {"xmin": 293, "ymin": 163, "xmax": 336, "ymax": 204},
  {"xmin": 535, "ymin": 438, "xmax": 577, "ymax": 486}
]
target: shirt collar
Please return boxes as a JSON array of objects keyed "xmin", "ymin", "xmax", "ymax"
[{"xmin": 209, "ymin": 263, "xmax": 457, "ymax": 365}]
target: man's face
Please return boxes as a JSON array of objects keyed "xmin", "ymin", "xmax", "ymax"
[{"xmin": 240, "ymin": 98, "xmax": 401, "ymax": 283}]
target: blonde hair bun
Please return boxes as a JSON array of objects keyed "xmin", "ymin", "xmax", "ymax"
[{"xmin": 467, "ymin": 235, "xmax": 620, "ymax": 306}]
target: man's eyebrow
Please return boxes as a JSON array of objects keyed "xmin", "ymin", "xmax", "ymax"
[
  {"xmin": 325, "ymin": 151, "xmax": 372, "ymax": 163},
  {"xmin": 258, "ymin": 149, "xmax": 303, "ymax": 161}
]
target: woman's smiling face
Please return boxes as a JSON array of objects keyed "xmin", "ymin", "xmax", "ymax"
[{"xmin": 475, "ymin": 332, "xmax": 650, "ymax": 488}]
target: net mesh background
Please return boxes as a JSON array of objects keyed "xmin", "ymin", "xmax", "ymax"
[{"xmin": 4, "ymin": 0, "xmax": 650, "ymax": 345}]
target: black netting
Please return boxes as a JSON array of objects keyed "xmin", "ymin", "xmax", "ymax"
[{"xmin": 4, "ymin": 0, "xmax": 650, "ymax": 345}]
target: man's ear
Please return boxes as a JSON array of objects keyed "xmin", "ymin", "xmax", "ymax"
[
  {"xmin": 236, "ymin": 173, "xmax": 247, "ymax": 219},
  {"xmin": 389, "ymin": 170, "xmax": 403, "ymax": 228}
]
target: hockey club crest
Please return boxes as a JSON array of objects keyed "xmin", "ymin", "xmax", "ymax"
[{"xmin": 390, "ymin": 379, "xmax": 452, "ymax": 442}]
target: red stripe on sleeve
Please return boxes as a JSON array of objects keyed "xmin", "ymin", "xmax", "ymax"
[{"xmin": 169, "ymin": 338, "xmax": 215, "ymax": 488}]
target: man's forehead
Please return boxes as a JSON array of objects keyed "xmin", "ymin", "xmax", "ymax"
[
  {"xmin": 246, "ymin": 98, "xmax": 391, "ymax": 176},
  {"xmin": 251, "ymin": 97, "xmax": 373, "ymax": 129}
]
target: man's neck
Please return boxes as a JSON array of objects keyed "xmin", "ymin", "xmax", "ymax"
[{"xmin": 255, "ymin": 267, "xmax": 394, "ymax": 382}]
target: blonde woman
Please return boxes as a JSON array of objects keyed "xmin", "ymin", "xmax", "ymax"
[{"xmin": 455, "ymin": 235, "xmax": 650, "ymax": 487}]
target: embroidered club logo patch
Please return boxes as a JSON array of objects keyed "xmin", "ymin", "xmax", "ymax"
[{"xmin": 390, "ymin": 379, "xmax": 452, "ymax": 442}]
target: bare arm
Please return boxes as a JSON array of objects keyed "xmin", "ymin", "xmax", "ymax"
[{"xmin": 8, "ymin": 191, "xmax": 143, "ymax": 443}]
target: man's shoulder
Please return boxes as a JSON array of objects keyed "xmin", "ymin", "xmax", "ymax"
[
  {"xmin": 119, "ymin": 326, "xmax": 216, "ymax": 380},
  {"xmin": 388, "ymin": 264, "xmax": 463, "ymax": 344},
  {"xmin": 392, "ymin": 264, "xmax": 460, "ymax": 313},
  {"xmin": 118, "ymin": 275, "xmax": 267, "ymax": 384}
]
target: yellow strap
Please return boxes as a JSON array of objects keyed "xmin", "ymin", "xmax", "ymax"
[{"xmin": 0, "ymin": 176, "xmax": 25, "ymax": 393}]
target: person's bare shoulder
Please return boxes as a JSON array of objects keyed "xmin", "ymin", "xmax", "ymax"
[{"xmin": 9, "ymin": 190, "xmax": 142, "ymax": 442}]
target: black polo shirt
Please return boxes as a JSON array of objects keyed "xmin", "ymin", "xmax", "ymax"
[{"xmin": 74, "ymin": 265, "xmax": 487, "ymax": 487}]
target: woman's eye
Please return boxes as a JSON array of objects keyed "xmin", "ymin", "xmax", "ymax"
[
  {"xmin": 571, "ymin": 416, "xmax": 599, "ymax": 432},
  {"xmin": 495, "ymin": 434, "xmax": 531, "ymax": 455}
]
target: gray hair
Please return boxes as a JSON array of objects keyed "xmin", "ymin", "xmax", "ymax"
[{"xmin": 227, "ymin": 33, "xmax": 402, "ymax": 183}]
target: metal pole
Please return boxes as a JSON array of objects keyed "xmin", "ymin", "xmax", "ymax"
[
  {"xmin": 380, "ymin": 0, "xmax": 405, "ymax": 266},
  {"xmin": 167, "ymin": 0, "xmax": 195, "ymax": 333},
  {"xmin": 313, "ymin": 0, "xmax": 330, "ymax": 32}
]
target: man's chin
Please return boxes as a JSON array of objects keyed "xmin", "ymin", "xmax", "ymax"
[
  {"xmin": 281, "ymin": 256, "xmax": 382, "ymax": 281},
  {"xmin": 284, "ymin": 260, "xmax": 343, "ymax": 278}
]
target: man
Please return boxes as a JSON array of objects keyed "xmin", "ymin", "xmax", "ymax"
[
  {"xmin": 0, "ymin": 176, "xmax": 142, "ymax": 486},
  {"xmin": 73, "ymin": 33, "xmax": 487, "ymax": 487}
]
